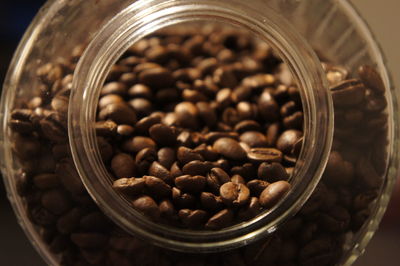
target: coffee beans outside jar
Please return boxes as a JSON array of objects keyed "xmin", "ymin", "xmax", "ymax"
[{"xmin": 8, "ymin": 26, "xmax": 388, "ymax": 265}]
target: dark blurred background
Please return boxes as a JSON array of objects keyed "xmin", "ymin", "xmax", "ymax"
[{"xmin": 0, "ymin": 0, "xmax": 399, "ymax": 265}]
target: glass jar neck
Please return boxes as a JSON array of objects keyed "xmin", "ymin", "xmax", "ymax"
[{"xmin": 68, "ymin": 0, "xmax": 333, "ymax": 252}]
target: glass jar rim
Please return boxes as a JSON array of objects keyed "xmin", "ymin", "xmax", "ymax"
[{"xmin": 68, "ymin": 0, "xmax": 333, "ymax": 252}]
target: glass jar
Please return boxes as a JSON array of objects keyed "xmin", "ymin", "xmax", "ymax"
[{"xmin": 1, "ymin": 0, "xmax": 398, "ymax": 265}]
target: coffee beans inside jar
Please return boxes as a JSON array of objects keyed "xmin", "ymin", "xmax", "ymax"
[{"xmin": 9, "ymin": 25, "xmax": 388, "ymax": 265}]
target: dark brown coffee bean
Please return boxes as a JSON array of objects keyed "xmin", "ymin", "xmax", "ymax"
[
  {"xmin": 331, "ymin": 79, "xmax": 365, "ymax": 106},
  {"xmin": 240, "ymin": 131, "xmax": 268, "ymax": 148},
  {"xmin": 182, "ymin": 160, "xmax": 213, "ymax": 176},
  {"xmin": 213, "ymin": 137, "xmax": 246, "ymax": 160},
  {"xmin": 175, "ymin": 102, "xmax": 199, "ymax": 129},
  {"xmin": 144, "ymin": 176, "xmax": 172, "ymax": 198},
  {"xmin": 247, "ymin": 179, "xmax": 270, "ymax": 196},
  {"xmin": 234, "ymin": 120, "xmax": 261, "ymax": 133},
  {"xmin": 283, "ymin": 111, "xmax": 303, "ymax": 129},
  {"xmin": 159, "ymin": 199, "xmax": 176, "ymax": 220},
  {"xmin": 194, "ymin": 144, "xmax": 219, "ymax": 161},
  {"xmin": 95, "ymin": 120, "xmax": 117, "ymax": 137},
  {"xmin": 116, "ymin": 124, "xmax": 134, "ymax": 137},
  {"xmin": 128, "ymin": 84, "xmax": 152, "ymax": 99},
  {"xmin": 196, "ymin": 102, "xmax": 217, "ymax": 127},
  {"xmin": 148, "ymin": 161, "xmax": 172, "ymax": 183},
  {"xmin": 138, "ymin": 67, "xmax": 174, "ymax": 89},
  {"xmin": 358, "ymin": 65, "xmax": 385, "ymax": 94},
  {"xmin": 41, "ymin": 189, "xmax": 71, "ymax": 215},
  {"xmin": 238, "ymin": 197, "xmax": 261, "ymax": 220},
  {"xmin": 79, "ymin": 211, "xmax": 111, "ymax": 232},
  {"xmin": 132, "ymin": 195, "xmax": 160, "ymax": 220},
  {"xmin": 98, "ymin": 102, "xmax": 137, "ymax": 125},
  {"xmin": 57, "ymin": 208, "xmax": 84, "ymax": 234},
  {"xmin": 220, "ymin": 182, "xmax": 250, "ymax": 207},
  {"xmin": 56, "ymin": 159, "xmax": 85, "ymax": 195},
  {"xmin": 276, "ymin": 129, "xmax": 302, "ymax": 154},
  {"xmin": 33, "ymin": 173, "xmax": 60, "ymax": 189},
  {"xmin": 97, "ymin": 137, "xmax": 113, "ymax": 162},
  {"xmin": 128, "ymin": 136, "xmax": 157, "ymax": 153},
  {"xmin": 175, "ymin": 175, "xmax": 206, "ymax": 193},
  {"xmin": 265, "ymin": 123, "xmax": 280, "ymax": 147},
  {"xmin": 39, "ymin": 112, "xmax": 68, "ymax": 143},
  {"xmin": 129, "ymin": 98, "xmax": 153, "ymax": 117},
  {"xmin": 149, "ymin": 123, "xmax": 177, "ymax": 146},
  {"xmin": 207, "ymin": 167, "xmax": 231, "ymax": 193},
  {"xmin": 258, "ymin": 90, "xmax": 279, "ymax": 122},
  {"xmin": 205, "ymin": 209, "xmax": 234, "ymax": 230},
  {"xmin": 110, "ymin": 153, "xmax": 136, "ymax": 178},
  {"xmin": 172, "ymin": 187, "xmax": 196, "ymax": 209},
  {"xmin": 101, "ymin": 82, "xmax": 127, "ymax": 96},
  {"xmin": 200, "ymin": 192, "xmax": 224, "ymax": 211},
  {"xmin": 113, "ymin": 177, "xmax": 145, "ymax": 197},
  {"xmin": 236, "ymin": 101, "xmax": 258, "ymax": 120},
  {"xmin": 29, "ymin": 206, "xmax": 57, "ymax": 226},
  {"xmin": 356, "ymin": 157, "xmax": 381, "ymax": 189},
  {"xmin": 71, "ymin": 233, "xmax": 108, "ymax": 249},
  {"xmin": 247, "ymin": 148, "xmax": 283, "ymax": 163},
  {"xmin": 135, "ymin": 115, "xmax": 162, "ymax": 134},
  {"xmin": 155, "ymin": 147, "xmax": 175, "ymax": 170},
  {"xmin": 259, "ymin": 181, "xmax": 291, "ymax": 208},
  {"xmin": 135, "ymin": 147, "xmax": 157, "ymax": 174},
  {"xmin": 177, "ymin": 146, "xmax": 204, "ymax": 165},
  {"xmin": 98, "ymin": 94, "xmax": 124, "ymax": 109},
  {"xmin": 242, "ymin": 74, "xmax": 275, "ymax": 89},
  {"xmin": 319, "ymin": 206, "xmax": 350, "ymax": 233},
  {"xmin": 178, "ymin": 209, "xmax": 208, "ymax": 228},
  {"xmin": 258, "ymin": 162, "xmax": 289, "ymax": 182},
  {"xmin": 205, "ymin": 132, "xmax": 239, "ymax": 144}
]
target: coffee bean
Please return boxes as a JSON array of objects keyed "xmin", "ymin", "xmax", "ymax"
[
  {"xmin": 177, "ymin": 146, "xmax": 204, "ymax": 165},
  {"xmin": 135, "ymin": 147, "xmax": 157, "ymax": 174},
  {"xmin": 41, "ymin": 189, "xmax": 71, "ymax": 215},
  {"xmin": 234, "ymin": 120, "xmax": 261, "ymax": 133},
  {"xmin": 247, "ymin": 179, "xmax": 270, "ymax": 196},
  {"xmin": 175, "ymin": 175, "xmax": 207, "ymax": 193},
  {"xmin": 129, "ymin": 136, "xmax": 157, "ymax": 153},
  {"xmin": 33, "ymin": 173, "xmax": 61, "ymax": 189},
  {"xmin": 207, "ymin": 167, "xmax": 231, "ymax": 193},
  {"xmin": 358, "ymin": 65, "xmax": 385, "ymax": 94},
  {"xmin": 205, "ymin": 132, "xmax": 239, "ymax": 144},
  {"xmin": 258, "ymin": 90, "xmax": 279, "ymax": 122},
  {"xmin": 247, "ymin": 148, "xmax": 283, "ymax": 163},
  {"xmin": 259, "ymin": 181, "xmax": 291, "ymax": 208},
  {"xmin": 132, "ymin": 195, "xmax": 160, "ymax": 220},
  {"xmin": 113, "ymin": 177, "xmax": 145, "ymax": 197},
  {"xmin": 240, "ymin": 131, "xmax": 268, "ymax": 148},
  {"xmin": 135, "ymin": 115, "xmax": 162, "ymax": 134},
  {"xmin": 111, "ymin": 153, "xmax": 136, "ymax": 178},
  {"xmin": 331, "ymin": 79, "xmax": 365, "ymax": 106},
  {"xmin": 200, "ymin": 192, "xmax": 224, "ymax": 211},
  {"xmin": 144, "ymin": 176, "xmax": 172, "ymax": 198},
  {"xmin": 283, "ymin": 111, "xmax": 303, "ymax": 129},
  {"xmin": 172, "ymin": 187, "xmax": 196, "ymax": 209},
  {"xmin": 174, "ymin": 102, "xmax": 199, "ymax": 129},
  {"xmin": 220, "ymin": 182, "xmax": 250, "ymax": 207},
  {"xmin": 129, "ymin": 98, "xmax": 153, "ymax": 117},
  {"xmin": 57, "ymin": 208, "xmax": 84, "ymax": 234},
  {"xmin": 182, "ymin": 160, "xmax": 212, "ymax": 176},
  {"xmin": 101, "ymin": 82, "xmax": 127, "ymax": 96},
  {"xmin": 56, "ymin": 159, "xmax": 85, "ymax": 195},
  {"xmin": 98, "ymin": 102, "xmax": 137, "ymax": 125},
  {"xmin": 231, "ymin": 174, "xmax": 246, "ymax": 184},
  {"xmin": 205, "ymin": 209, "xmax": 234, "ymax": 230},
  {"xmin": 213, "ymin": 138, "xmax": 246, "ymax": 160},
  {"xmin": 196, "ymin": 102, "xmax": 217, "ymax": 127},
  {"xmin": 276, "ymin": 130, "xmax": 302, "ymax": 154},
  {"xmin": 149, "ymin": 123, "xmax": 177, "ymax": 146},
  {"xmin": 178, "ymin": 209, "xmax": 208, "ymax": 228},
  {"xmin": 148, "ymin": 161, "xmax": 172, "ymax": 184},
  {"xmin": 159, "ymin": 199, "xmax": 176, "ymax": 220},
  {"xmin": 238, "ymin": 197, "xmax": 261, "ymax": 220},
  {"xmin": 79, "ymin": 211, "xmax": 111, "ymax": 232},
  {"xmin": 258, "ymin": 162, "xmax": 289, "ymax": 182},
  {"xmin": 138, "ymin": 67, "xmax": 174, "ymax": 89}
]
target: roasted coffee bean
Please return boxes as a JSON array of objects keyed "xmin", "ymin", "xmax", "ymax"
[
  {"xmin": 111, "ymin": 153, "xmax": 136, "ymax": 178},
  {"xmin": 247, "ymin": 179, "xmax": 269, "ymax": 196},
  {"xmin": 238, "ymin": 197, "xmax": 261, "ymax": 220},
  {"xmin": 230, "ymin": 163, "xmax": 257, "ymax": 180},
  {"xmin": 259, "ymin": 181, "xmax": 291, "ymax": 208},
  {"xmin": 177, "ymin": 146, "xmax": 204, "ymax": 165},
  {"xmin": 266, "ymin": 123, "xmax": 280, "ymax": 147},
  {"xmin": 128, "ymin": 84, "xmax": 152, "ymax": 99},
  {"xmin": 276, "ymin": 130, "xmax": 302, "ymax": 154},
  {"xmin": 129, "ymin": 98, "xmax": 153, "ymax": 116},
  {"xmin": 149, "ymin": 123, "xmax": 177, "ymax": 146},
  {"xmin": 144, "ymin": 176, "xmax": 172, "ymax": 198},
  {"xmin": 207, "ymin": 167, "xmax": 231, "ymax": 193},
  {"xmin": 331, "ymin": 79, "xmax": 365, "ymax": 107},
  {"xmin": 220, "ymin": 182, "xmax": 250, "ymax": 207},
  {"xmin": 98, "ymin": 102, "xmax": 137, "ymax": 125},
  {"xmin": 196, "ymin": 102, "xmax": 217, "ymax": 127},
  {"xmin": 113, "ymin": 177, "xmax": 145, "ymax": 196},
  {"xmin": 41, "ymin": 189, "xmax": 72, "ymax": 215},
  {"xmin": 95, "ymin": 120, "xmax": 118, "ymax": 137},
  {"xmin": 138, "ymin": 67, "xmax": 174, "ymax": 89},
  {"xmin": 258, "ymin": 90, "xmax": 279, "ymax": 122},
  {"xmin": 240, "ymin": 131, "xmax": 268, "ymax": 148},
  {"xmin": 57, "ymin": 208, "xmax": 84, "ymax": 234},
  {"xmin": 39, "ymin": 112, "xmax": 68, "ymax": 143},
  {"xmin": 200, "ymin": 192, "xmax": 224, "ymax": 211},
  {"xmin": 258, "ymin": 162, "xmax": 289, "ymax": 182},
  {"xmin": 205, "ymin": 209, "xmax": 234, "ymax": 230},
  {"xmin": 172, "ymin": 187, "xmax": 196, "ymax": 209},
  {"xmin": 175, "ymin": 102, "xmax": 199, "ymax": 129},
  {"xmin": 56, "ymin": 159, "xmax": 85, "ymax": 195},
  {"xmin": 159, "ymin": 199, "xmax": 176, "ymax": 221},
  {"xmin": 71, "ymin": 233, "xmax": 108, "ymax": 249},
  {"xmin": 101, "ymin": 82, "xmax": 127, "ymax": 96},
  {"xmin": 234, "ymin": 120, "xmax": 261, "ymax": 134},
  {"xmin": 128, "ymin": 136, "xmax": 157, "ymax": 153},
  {"xmin": 175, "ymin": 175, "xmax": 207, "ymax": 193},
  {"xmin": 247, "ymin": 148, "xmax": 283, "ymax": 163},
  {"xmin": 283, "ymin": 111, "xmax": 303, "ymax": 129},
  {"xmin": 79, "ymin": 211, "xmax": 111, "ymax": 232},
  {"xmin": 182, "ymin": 160, "xmax": 213, "ymax": 176},
  {"xmin": 148, "ymin": 161, "xmax": 172, "ymax": 183},
  {"xmin": 33, "ymin": 173, "xmax": 61, "ymax": 189},
  {"xmin": 156, "ymin": 147, "xmax": 176, "ymax": 170},
  {"xmin": 231, "ymin": 174, "xmax": 246, "ymax": 184},
  {"xmin": 135, "ymin": 147, "xmax": 157, "ymax": 174},
  {"xmin": 205, "ymin": 132, "xmax": 239, "ymax": 144},
  {"xmin": 132, "ymin": 195, "xmax": 160, "ymax": 220},
  {"xmin": 358, "ymin": 65, "xmax": 385, "ymax": 94},
  {"xmin": 213, "ymin": 138, "xmax": 246, "ymax": 160},
  {"xmin": 178, "ymin": 209, "xmax": 208, "ymax": 229},
  {"xmin": 194, "ymin": 144, "xmax": 219, "ymax": 161},
  {"xmin": 135, "ymin": 115, "xmax": 162, "ymax": 134}
]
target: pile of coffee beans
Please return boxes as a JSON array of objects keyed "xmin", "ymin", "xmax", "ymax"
[
  {"xmin": 92, "ymin": 28, "xmax": 305, "ymax": 229},
  {"xmin": 9, "ymin": 26, "xmax": 388, "ymax": 265}
]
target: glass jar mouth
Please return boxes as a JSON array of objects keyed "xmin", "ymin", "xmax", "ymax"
[{"xmin": 68, "ymin": 0, "xmax": 333, "ymax": 252}]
